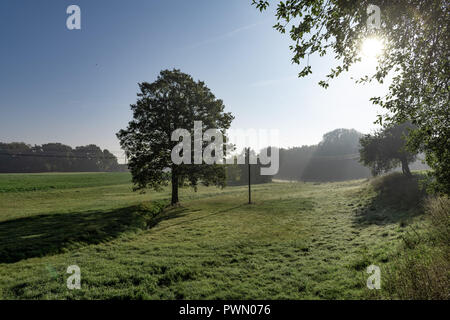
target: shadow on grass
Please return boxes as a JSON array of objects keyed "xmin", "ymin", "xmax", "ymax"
[
  {"xmin": 0, "ymin": 200, "xmax": 188, "ymax": 263},
  {"xmin": 353, "ymin": 172, "xmax": 428, "ymax": 227}
]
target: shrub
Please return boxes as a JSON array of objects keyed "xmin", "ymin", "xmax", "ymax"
[{"xmin": 370, "ymin": 172, "xmax": 427, "ymax": 209}]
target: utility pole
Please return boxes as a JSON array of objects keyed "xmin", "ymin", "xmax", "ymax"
[{"xmin": 247, "ymin": 147, "xmax": 251, "ymax": 204}]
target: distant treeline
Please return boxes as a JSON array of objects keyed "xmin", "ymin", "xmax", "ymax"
[
  {"xmin": 226, "ymin": 127, "xmax": 429, "ymax": 185},
  {"xmin": 271, "ymin": 128, "xmax": 428, "ymax": 182},
  {"xmin": 1, "ymin": 129, "xmax": 428, "ymax": 179},
  {"xmin": 274, "ymin": 129, "xmax": 371, "ymax": 181},
  {"xmin": 0, "ymin": 142, "xmax": 126, "ymax": 173}
]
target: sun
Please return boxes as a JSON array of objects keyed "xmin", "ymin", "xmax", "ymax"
[{"xmin": 361, "ymin": 37, "xmax": 384, "ymax": 59}]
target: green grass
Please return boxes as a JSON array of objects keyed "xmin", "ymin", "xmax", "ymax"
[
  {"xmin": 0, "ymin": 172, "xmax": 132, "ymax": 193},
  {"xmin": 0, "ymin": 172, "xmax": 428, "ymax": 299},
  {"xmin": 384, "ymin": 196, "xmax": 450, "ymax": 299}
]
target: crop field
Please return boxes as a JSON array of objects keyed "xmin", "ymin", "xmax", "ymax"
[{"xmin": 0, "ymin": 172, "xmax": 427, "ymax": 299}]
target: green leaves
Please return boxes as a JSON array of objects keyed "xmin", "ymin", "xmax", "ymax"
[
  {"xmin": 251, "ymin": 0, "xmax": 270, "ymax": 12},
  {"xmin": 117, "ymin": 69, "xmax": 234, "ymax": 203},
  {"xmin": 359, "ymin": 122, "xmax": 418, "ymax": 177},
  {"xmin": 254, "ymin": 0, "xmax": 450, "ymax": 194}
]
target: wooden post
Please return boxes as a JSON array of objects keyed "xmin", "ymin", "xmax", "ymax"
[{"xmin": 247, "ymin": 147, "xmax": 251, "ymax": 204}]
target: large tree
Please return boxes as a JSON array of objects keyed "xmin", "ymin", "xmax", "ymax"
[
  {"xmin": 117, "ymin": 69, "xmax": 234, "ymax": 205},
  {"xmin": 359, "ymin": 122, "xmax": 417, "ymax": 176},
  {"xmin": 252, "ymin": 0, "xmax": 449, "ymax": 193}
]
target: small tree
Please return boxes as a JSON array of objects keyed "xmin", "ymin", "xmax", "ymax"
[
  {"xmin": 117, "ymin": 69, "xmax": 234, "ymax": 205},
  {"xmin": 359, "ymin": 123, "xmax": 417, "ymax": 177}
]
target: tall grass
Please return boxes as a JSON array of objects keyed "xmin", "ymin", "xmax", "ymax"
[
  {"xmin": 427, "ymin": 196, "xmax": 450, "ymax": 245},
  {"xmin": 385, "ymin": 196, "xmax": 450, "ymax": 299}
]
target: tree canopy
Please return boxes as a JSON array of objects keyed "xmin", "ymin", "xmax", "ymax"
[
  {"xmin": 359, "ymin": 122, "xmax": 417, "ymax": 176},
  {"xmin": 252, "ymin": 0, "xmax": 449, "ymax": 193},
  {"xmin": 117, "ymin": 69, "xmax": 234, "ymax": 205}
]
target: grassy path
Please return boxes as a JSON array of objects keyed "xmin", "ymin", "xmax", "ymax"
[{"xmin": 0, "ymin": 173, "xmax": 424, "ymax": 299}]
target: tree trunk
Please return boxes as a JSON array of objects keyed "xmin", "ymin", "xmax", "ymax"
[
  {"xmin": 401, "ymin": 158, "xmax": 412, "ymax": 177},
  {"xmin": 171, "ymin": 170, "xmax": 179, "ymax": 205}
]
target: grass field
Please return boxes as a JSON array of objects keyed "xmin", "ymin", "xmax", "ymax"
[{"xmin": 0, "ymin": 172, "xmax": 427, "ymax": 299}]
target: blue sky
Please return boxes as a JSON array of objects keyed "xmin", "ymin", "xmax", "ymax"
[{"xmin": 0, "ymin": 0, "xmax": 387, "ymax": 162}]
